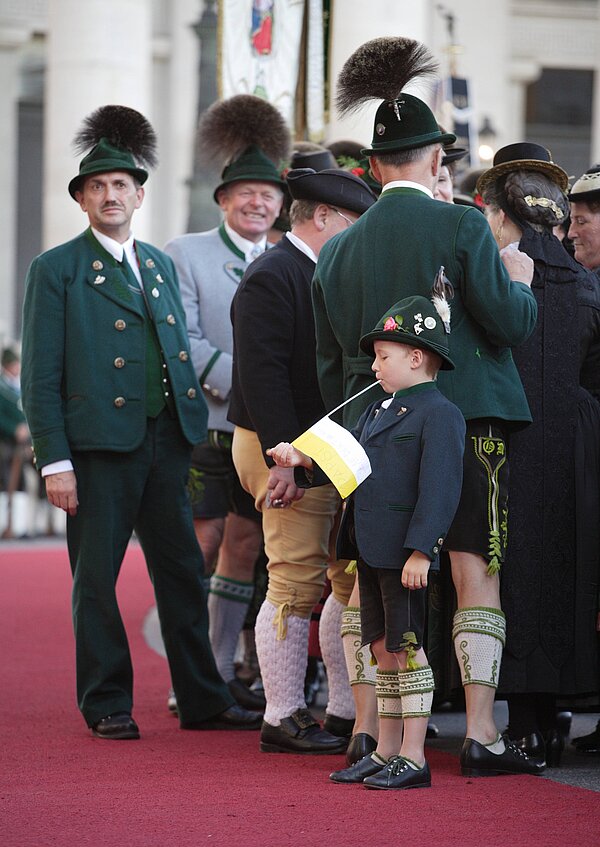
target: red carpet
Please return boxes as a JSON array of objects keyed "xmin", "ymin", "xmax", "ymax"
[{"xmin": 1, "ymin": 544, "xmax": 598, "ymax": 847}]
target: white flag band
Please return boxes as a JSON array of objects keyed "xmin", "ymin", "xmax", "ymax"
[{"xmin": 293, "ymin": 419, "xmax": 372, "ymax": 499}]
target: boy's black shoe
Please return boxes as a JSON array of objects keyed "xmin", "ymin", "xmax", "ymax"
[
  {"xmin": 363, "ymin": 756, "xmax": 431, "ymax": 790},
  {"xmin": 330, "ymin": 753, "xmax": 386, "ymax": 783}
]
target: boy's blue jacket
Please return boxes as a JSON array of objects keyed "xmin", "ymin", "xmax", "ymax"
[{"xmin": 301, "ymin": 381, "xmax": 466, "ymax": 569}]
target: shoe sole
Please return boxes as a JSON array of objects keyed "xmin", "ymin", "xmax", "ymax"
[
  {"xmin": 91, "ymin": 730, "xmax": 140, "ymax": 740},
  {"xmin": 260, "ymin": 742, "xmax": 347, "ymax": 754},
  {"xmin": 461, "ymin": 766, "xmax": 542, "ymax": 777},
  {"xmin": 363, "ymin": 781, "xmax": 431, "ymax": 790}
]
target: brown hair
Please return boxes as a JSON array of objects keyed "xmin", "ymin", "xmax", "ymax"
[{"xmin": 482, "ymin": 170, "xmax": 569, "ymax": 232}]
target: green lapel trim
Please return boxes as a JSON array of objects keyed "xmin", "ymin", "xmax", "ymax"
[
  {"xmin": 218, "ymin": 223, "xmax": 246, "ymax": 261},
  {"xmin": 84, "ymin": 227, "xmax": 122, "ymax": 268}
]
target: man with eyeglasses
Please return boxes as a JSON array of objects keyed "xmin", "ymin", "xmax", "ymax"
[{"xmin": 229, "ymin": 167, "xmax": 377, "ymax": 753}]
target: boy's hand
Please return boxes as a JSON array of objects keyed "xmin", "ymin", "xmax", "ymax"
[
  {"xmin": 402, "ymin": 551, "xmax": 431, "ymax": 590},
  {"xmin": 266, "ymin": 442, "xmax": 312, "ymax": 470}
]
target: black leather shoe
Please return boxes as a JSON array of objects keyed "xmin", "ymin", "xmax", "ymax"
[
  {"xmin": 330, "ymin": 754, "xmax": 386, "ymax": 783},
  {"xmin": 572, "ymin": 722, "xmax": 600, "ymax": 755},
  {"xmin": 91, "ymin": 712, "xmax": 140, "ymax": 740},
  {"xmin": 346, "ymin": 732, "xmax": 378, "ymax": 766},
  {"xmin": 460, "ymin": 736, "xmax": 545, "ymax": 777},
  {"xmin": 556, "ymin": 711, "xmax": 572, "ymax": 739},
  {"xmin": 426, "ymin": 722, "xmax": 439, "ymax": 739},
  {"xmin": 180, "ymin": 703, "xmax": 262, "ymax": 730},
  {"xmin": 260, "ymin": 708, "xmax": 348, "ymax": 754},
  {"xmin": 363, "ymin": 757, "xmax": 431, "ymax": 790},
  {"xmin": 227, "ymin": 677, "xmax": 266, "ymax": 712},
  {"xmin": 323, "ymin": 714, "xmax": 354, "ymax": 738},
  {"xmin": 512, "ymin": 731, "xmax": 546, "ymax": 766}
]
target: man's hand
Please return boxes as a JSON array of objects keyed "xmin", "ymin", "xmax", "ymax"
[
  {"xmin": 500, "ymin": 244, "xmax": 534, "ymax": 287},
  {"xmin": 45, "ymin": 470, "xmax": 78, "ymax": 516},
  {"xmin": 266, "ymin": 465, "xmax": 305, "ymax": 508},
  {"xmin": 401, "ymin": 551, "xmax": 431, "ymax": 590}
]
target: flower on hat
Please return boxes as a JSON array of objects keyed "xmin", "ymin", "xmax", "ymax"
[{"xmin": 383, "ymin": 317, "xmax": 398, "ymax": 331}]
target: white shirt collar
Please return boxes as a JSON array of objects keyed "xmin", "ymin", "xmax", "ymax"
[
  {"xmin": 91, "ymin": 228, "xmax": 141, "ymax": 284},
  {"xmin": 285, "ymin": 231, "xmax": 318, "ymax": 263},
  {"xmin": 381, "ymin": 180, "xmax": 433, "ymax": 199},
  {"xmin": 224, "ymin": 220, "xmax": 267, "ymax": 262}
]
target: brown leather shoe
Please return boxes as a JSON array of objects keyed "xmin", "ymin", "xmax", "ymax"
[{"xmin": 260, "ymin": 708, "xmax": 348, "ymax": 754}]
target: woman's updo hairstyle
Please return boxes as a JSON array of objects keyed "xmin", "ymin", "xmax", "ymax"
[{"xmin": 483, "ymin": 170, "xmax": 569, "ymax": 232}]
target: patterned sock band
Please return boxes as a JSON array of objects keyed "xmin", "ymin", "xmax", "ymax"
[
  {"xmin": 398, "ymin": 665, "xmax": 434, "ymax": 718},
  {"xmin": 209, "ymin": 574, "xmax": 254, "ymax": 604},
  {"xmin": 341, "ymin": 607, "xmax": 376, "ymax": 686},
  {"xmin": 376, "ymin": 669, "xmax": 403, "ymax": 719},
  {"xmin": 452, "ymin": 607, "xmax": 506, "ymax": 688}
]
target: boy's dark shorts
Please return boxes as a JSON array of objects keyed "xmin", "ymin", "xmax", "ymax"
[
  {"xmin": 443, "ymin": 419, "xmax": 509, "ymax": 563},
  {"xmin": 188, "ymin": 431, "xmax": 260, "ymax": 522},
  {"xmin": 357, "ymin": 560, "xmax": 426, "ymax": 653}
]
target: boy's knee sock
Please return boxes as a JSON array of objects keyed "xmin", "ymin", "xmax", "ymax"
[
  {"xmin": 319, "ymin": 594, "xmax": 355, "ymax": 719},
  {"xmin": 375, "ymin": 669, "xmax": 403, "ymax": 719},
  {"xmin": 398, "ymin": 665, "xmax": 434, "ymax": 718},
  {"xmin": 452, "ymin": 607, "xmax": 506, "ymax": 688},
  {"xmin": 341, "ymin": 606, "xmax": 377, "ymax": 687},
  {"xmin": 207, "ymin": 574, "xmax": 254, "ymax": 682}
]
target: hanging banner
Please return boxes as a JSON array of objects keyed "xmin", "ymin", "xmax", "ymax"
[
  {"xmin": 219, "ymin": 0, "xmax": 305, "ymax": 130},
  {"xmin": 435, "ymin": 76, "xmax": 475, "ymax": 167}
]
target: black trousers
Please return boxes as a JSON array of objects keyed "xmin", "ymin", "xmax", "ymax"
[{"xmin": 67, "ymin": 411, "xmax": 234, "ymax": 726}]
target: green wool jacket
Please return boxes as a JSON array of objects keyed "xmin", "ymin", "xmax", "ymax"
[
  {"xmin": 21, "ymin": 229, "xmax": 208, "ymax": 469},
  {"xmin": 312, "ymin": 187, "xmax": 538, "ymax": 427}
]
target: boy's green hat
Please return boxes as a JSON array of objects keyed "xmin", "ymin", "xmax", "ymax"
[{"xmin": 360, "ymin": 294, "xmax": 455, "ymax": 370}]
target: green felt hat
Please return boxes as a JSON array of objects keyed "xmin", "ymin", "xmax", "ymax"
[
  {"xmin": 361, "ymin": 94, "xmax": 456, "ymax": 156},
  {"xmin": 68, "ymin": 138, "xmax": 148, "ymax": 198},
  {"xmin": 213, "ymin": 144, "xmax": 286, "ymax": 202},
  {"xmin": 360, "ymin": 294, "xmax": 455, "ymax": 370}
]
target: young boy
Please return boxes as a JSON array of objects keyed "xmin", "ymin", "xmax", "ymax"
[{"xmin": 267, "ymin": 294, "xmax": 466, "ymax": 789}]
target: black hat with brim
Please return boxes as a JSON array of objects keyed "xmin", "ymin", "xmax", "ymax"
[
  {"xmin": 286, "ymin": 167, "xmax": 378, "ymax": 215},
  {"xmin": 68, "ymin": 138, "xmax": 148, "ymax": 199},
  {"xmin": 213, "ymin": 144, "xmax": 285, "ymax": 202},
  {"xmin": 476, "ymin": 142, "xmax": 568, "ymax": 196},
  {"xmin": 567, "ymin": 164, "xmax": 600, "ymax": 204},
  {"xmin": 361, "ymin": 94, "xmax": 456, "ymax": 156},
  {"xmin": 360, "ymin": 295, "xmax": 455, "ymax": 370}
]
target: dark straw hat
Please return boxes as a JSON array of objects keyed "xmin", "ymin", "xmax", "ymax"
[
  {"xmin": 360, "ymin": 294, "xmax": 455, "ymax": 370},
  {"xmin": 286, "ymin": 167, "xmax": 378, "ymax": 215},
  {"xmin": 568, "ymin": 164, "xmax": 600, "ymax": 204},
  {"xmin": 476, "ymin": 142, "xmax": 568, "ymax": 196}
]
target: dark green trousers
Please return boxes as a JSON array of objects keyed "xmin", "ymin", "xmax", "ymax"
[{"xmin": 67, "ymin": 410, "xmax": 234, "ymax": 726}]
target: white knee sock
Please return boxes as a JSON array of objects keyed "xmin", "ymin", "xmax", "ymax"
[
  {"xmin": 319, "ymin": 594, "xmax": 355, "ymax": 720},
  {"xmin": 453, "ymin": 607, "xmax": 506, "ymax": 688},
  {"xmin": 255, "ymin": 600, "xmax": 309, "ymax": 726},
  {"xmin": 375, "ymin": 669, "xmax": 403, "ymax": 719},
  {"xmin": 341, "ymin": 606, "xmax": 377, "ymax": 687},
  {"xmin": 398, "ymin": 665, "xmax": 434, "ymax": 718},
  {"xmin": 208, "ymin": 574, "xmax": 253, "ymax": 683}
]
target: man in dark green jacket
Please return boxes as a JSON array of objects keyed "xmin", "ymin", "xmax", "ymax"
[
  {"xmin": 312, "ymin": 37, "xmax": 540, "ymax": 777},
  {"xmin": 21, "ymin": 106, "xmax": 260, "ymax": 740}
]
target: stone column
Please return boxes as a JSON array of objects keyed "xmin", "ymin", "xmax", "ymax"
[{"xmin": 44, "ymin": 0, "xmax": 152, "ymax": 249}]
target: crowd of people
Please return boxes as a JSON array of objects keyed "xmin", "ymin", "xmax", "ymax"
[{"xmin": 12, "ymin": 35, "xmax": 600, "ymax": 783}]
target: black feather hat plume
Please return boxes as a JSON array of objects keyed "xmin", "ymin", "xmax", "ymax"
[
  {"xmin": 73, "ymin": 105, "xmax": 158, "ymax": 169},
  {"xmin": 198, "ymin": 94, "xmax": 291, "ymax": 167},
  {"xmin": 336, "ymin": 37, "xmax": 439, "ymax": 117}
]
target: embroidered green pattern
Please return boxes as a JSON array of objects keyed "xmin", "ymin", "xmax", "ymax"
[{"xmin": 187, "ymin": 467, "xmax": 205, "ymax": 505}]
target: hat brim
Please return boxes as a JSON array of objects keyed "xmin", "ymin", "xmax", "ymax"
[
  {"xmin": 442, "ymin": 147, "xmax": 468, "ymax": 166},
  {"xmin": 69, "ymin": 165, "xmax": 148, "ymax": 199},
  {"xmin": 361, "ymin": 130, "xmax": 457, "ymax": 157},
  {"xmin": 567, "ymin": 188, "xmax": 600, "ymax": 204},
  {"xmin": 359, "ymin": 330, "xmax": 455, "ymax": 370},
  {"xmin": 476, "ymin": 159, "xmax": 569, "ymax": 196}
]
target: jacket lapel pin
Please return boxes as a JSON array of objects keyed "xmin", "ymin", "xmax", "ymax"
[
  {"xmin": 396, "ymin": 406, "xmax": 407, "ymax": 416},
  {"xmin": 93, "ymin": 275, "xmax": 105, "ymax": 285}
]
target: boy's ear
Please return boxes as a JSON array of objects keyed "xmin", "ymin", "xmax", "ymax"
[{"xmin": 411, "ymin": 347, "xmax": 424, "ymax": 367}]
